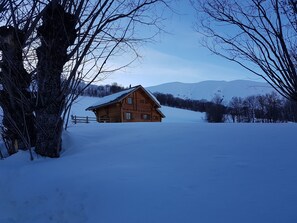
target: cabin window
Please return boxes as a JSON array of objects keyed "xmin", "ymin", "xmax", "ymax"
[
  {"xmin": 142, "ymin": 114, "xmax": 151, "ymax": 120},
  {"xmin": 125, "ymin": 112, "xmax": 132, "ymax": 120},
  {"xmin": 127, "ymin": 97, "xmax": 133, "ymax": 104}
]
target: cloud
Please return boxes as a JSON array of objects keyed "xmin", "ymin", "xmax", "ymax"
[{"xmin": 102, "ymin": 46, "xmax": 257, "ymax": 87}]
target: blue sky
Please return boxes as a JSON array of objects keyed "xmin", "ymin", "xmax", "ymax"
[{"xmin": 101, "ymin": 1, "xmax": 264, "ymax": 87}]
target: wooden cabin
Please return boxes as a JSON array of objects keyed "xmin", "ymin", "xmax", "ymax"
[{"xmin": 86, "ymin": 85, "xmax": 165, "ymax": 123}]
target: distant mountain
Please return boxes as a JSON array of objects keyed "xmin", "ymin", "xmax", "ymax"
[{"xmin": 147, "ymin": 80, "xmax": 275, "ymax": 102}]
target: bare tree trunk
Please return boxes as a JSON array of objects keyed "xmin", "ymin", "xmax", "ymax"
[
  {"xmin": 0, "ymin": 26, "xmax": 35, "ymax": 154},
  {"xmin": 1, "ymin": 0, "xmax": 165, "ymax": 158},
  {"xmin": 35, "ymin": 2, "xmax": 76, "ymax": 158}
]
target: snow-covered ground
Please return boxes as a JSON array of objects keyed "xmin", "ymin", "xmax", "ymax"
[{"xmin": 1, "ymin": 97, "xmax": 297, "ymax": 223}]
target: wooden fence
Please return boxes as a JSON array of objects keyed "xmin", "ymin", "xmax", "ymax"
[{"xmin": 71, "ymin": 115, "xmax": 97, "ymax": 124}]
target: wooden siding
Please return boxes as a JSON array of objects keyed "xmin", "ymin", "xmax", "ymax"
[
  {"xmin": 95, "ymin": 103, "xmax": 122, "ymax": 122},
  {"xmin": 92, "ymin": 87, "xmax": 163, "ymax": 123}
]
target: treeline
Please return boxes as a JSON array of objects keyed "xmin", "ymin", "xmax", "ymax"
[
  {"xmin": 227, "ymin": 93, "xmax": 297, "ymax": 123},
  {"xmin": 153, "ymin": 92, "xmax": 209, "ymax": 112},
  {"xmin": 72, "ymin": 82, "xmax": 127, "ymax": 97},
  {"xmin": 154, "ymin": 92, "xmax": 297, "ymax": 123}
]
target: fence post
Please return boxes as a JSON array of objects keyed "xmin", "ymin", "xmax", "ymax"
[
  {"xmin": 0, "ymin": 148, "xmax": 3, "ymax": 159},
  {"xmin": 86, "ymin": 116, "xmax": 89, "ymax": 123},
  {"xmin": 74, "ymin": 115, "xmax": 77, "ymax": 124}
]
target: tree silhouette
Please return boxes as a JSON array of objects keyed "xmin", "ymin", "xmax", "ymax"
[
  {"xmin": 0, "ymin": 0, "xmax": 166, "ymax": 158},
  {"xmin": 192, "ymin": 0, "xmax": 297, "ymax": 101}
]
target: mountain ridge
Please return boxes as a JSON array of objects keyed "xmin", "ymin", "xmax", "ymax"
[{"xmin": 147, "ymin": 80, "xmax": 275, "ymax": 102}]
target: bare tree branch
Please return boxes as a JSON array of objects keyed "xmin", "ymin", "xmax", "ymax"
[
  {"xmin": 192, "ymin": 0, "xmax": 297, "ymax": 101},
  {"xmin": 0, "ymin": 0, "xmax": 168, "ymax": 158}
]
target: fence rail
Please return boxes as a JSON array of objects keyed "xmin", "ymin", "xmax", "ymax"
[{"xmin": 71, "ymin": 115, "xmax": 97, "ymax": 124}]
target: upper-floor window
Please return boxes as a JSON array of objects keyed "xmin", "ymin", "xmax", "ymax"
[{"xmin": 127, "ymin": 97, "xmax": 133, "ymax": 104}]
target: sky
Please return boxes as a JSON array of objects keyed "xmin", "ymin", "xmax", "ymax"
[{"xmin": 100, "ymin": 1, "xmax": 265, "ymax": 88}]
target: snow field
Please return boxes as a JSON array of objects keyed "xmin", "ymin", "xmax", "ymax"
[{"xmin": 1, "ymin": 122, "xmax": 297, "ymax": 223}]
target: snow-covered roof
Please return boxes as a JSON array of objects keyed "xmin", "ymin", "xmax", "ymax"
[{"xmin": 86, "ymin": 85, "xmax": 161, "ymax": 111}]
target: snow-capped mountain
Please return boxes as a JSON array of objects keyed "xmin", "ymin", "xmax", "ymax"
[{"xmin": 147, "ymin": 80, "xmax": 275, "ymax": 101}]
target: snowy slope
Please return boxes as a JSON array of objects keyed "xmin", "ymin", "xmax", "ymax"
[
  {"xmin": 69, "ymin": 96, "xmax": 205, "ymax": 123},
  {"xmin": 147, "ymin": 80, "xmax": 275, "ymax": 101}
]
